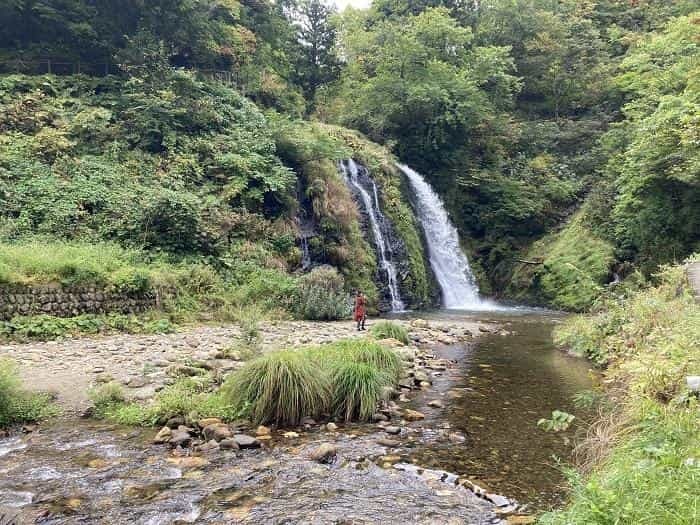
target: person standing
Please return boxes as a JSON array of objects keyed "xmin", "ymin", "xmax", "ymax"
[{"xmin": 353, "ymin": 290, "xmax": 367, "ymax": 331}]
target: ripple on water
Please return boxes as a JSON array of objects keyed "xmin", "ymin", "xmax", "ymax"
[
  {"xmin": 0, "ymin": 490, "xmax": 34, "ymax": 508},
  {"xmin": 0, "ymin": 437, "xmax": 27, "ymax": 457}
]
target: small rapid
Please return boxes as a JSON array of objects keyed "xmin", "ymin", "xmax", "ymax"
[
  {"xmin": 398, "ymin": 164, "xmax": 495, "ymax": 310},
  {"xmin": 341, "ymin": 159, "xmax": 405, "ymax": 311}
]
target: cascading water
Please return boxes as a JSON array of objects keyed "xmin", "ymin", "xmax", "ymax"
[
  {"xmin": 340, "ymin": 159, "xmax": 405, "ymax": 312},
  {"xmin": 398, "ymin": 163, "xmax": 491, "ymax": 310}
]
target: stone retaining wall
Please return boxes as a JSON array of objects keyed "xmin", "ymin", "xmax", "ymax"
[{"xmin": 0, "ymin": 284, "xmax": 164, "ymax": 320}]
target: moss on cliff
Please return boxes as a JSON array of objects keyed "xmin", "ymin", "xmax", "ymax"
[{"xmin": 508, "ymin": 211, "xmax": 615, "ymax": 311}]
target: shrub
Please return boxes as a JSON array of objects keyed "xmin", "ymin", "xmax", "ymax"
[
  {"xmin": 331, "ymin": 361, "xmax": 392, "ymax": 422},
  {"xmin": 0, "ymin": 358, "xmax": 55, "ymax": 427},
  {"xmin": 295, "ymin": 266, "xmax": 350, "ymax": 321},
  {"xmin": 221, "ymin": 350, "xmax": 331, "ymax": 426},
  {"xmin": 370, "ymin": 321, "xmax": 409, "ymax": 345}
]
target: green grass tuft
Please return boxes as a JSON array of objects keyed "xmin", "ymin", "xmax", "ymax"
[
  {"xmin": 0, "ymin": 358, "xmax": 56, "ymax": 428},
  {"xmin": 221, "ymin": 350, "xmax": 331, "ymax": 426},
  {"xmin": 370, "ymin": 321, "xmax": 409, "ymax": 345},
  {"xmin": 331, "ymin": 361, "xmax": 392, "ymax": 422}
]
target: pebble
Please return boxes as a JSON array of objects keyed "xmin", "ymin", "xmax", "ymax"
[
  {"xmin": 385, "ymin": 426, "xmax": 402, "ymax": 435},
  {"xmin": 310, "ymin": 443, "xmax": 337, "ymax": 463},
  {"xmin": 403, "ymin": 409, "xmax": 425, "ymax": 421},
  {"xmin": 233, "ymin": 434, "xmax": 261, "ymax": 449},
  {"xmin": 377, "ymin": 438, "xmax": 400, "ymax": 447}
]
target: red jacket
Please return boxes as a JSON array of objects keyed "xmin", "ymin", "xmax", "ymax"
[{"xmin": 353, "ymin": 296, "xmax": 366, "ymax": 321}]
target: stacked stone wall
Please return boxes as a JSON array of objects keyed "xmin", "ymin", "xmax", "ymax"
[{"xmin": 0, "ymin": 284, "xmax": 164, "ymax": 320}]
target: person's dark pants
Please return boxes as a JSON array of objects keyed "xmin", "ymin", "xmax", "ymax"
[{"xmin": 357, "ymin": 317, "xmax": 366, "ymax": 331}]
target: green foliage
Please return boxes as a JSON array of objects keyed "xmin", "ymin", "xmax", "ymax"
[
  {"xmin": 537, "ymin": 410, "xmax": 575, "ymax": 432},
  {"xmin": 0, "ymin": 358, "xmax": 55, "ymax": 427},
  {"xmin": 93, "ymin": 375, "xmax": 243, "ymax": 426},
  {"xmin": 544, "ymin": 259, "xmax": 700, "ymax": 525},
  {"xmin": 222, "ymin": 350, "xmax": 331, "ymax": 426},
  {"xmin": 0, "ymin": 313, "xmax": 175, "ymax": 342},
  {"xmin": 0, "ymin": 240, "xmax": 173, "ymax": 290},
  {"xmin": 370, "ymin": 321, "xmax": 409, "ymax": 345},
  {"xmin": 295, "ymin": 266, "xmax": 349, "ymax": 321},
  {"xmin": 508, "ymin": 212, "xmax": 616, "ymax": 311}
]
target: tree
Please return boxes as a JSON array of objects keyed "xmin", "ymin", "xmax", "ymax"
[{"xmin": 289, "ymin": 0, "xmax": 340, "ymax": 108}]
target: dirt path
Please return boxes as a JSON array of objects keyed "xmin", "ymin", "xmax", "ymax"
[
  {"xmin": 0, "ymin": 318, "xmax": 487, "ymax": 413},
  {"xmin": 688, "ymin": 261, "xmax": 700, "ymax": 302}
]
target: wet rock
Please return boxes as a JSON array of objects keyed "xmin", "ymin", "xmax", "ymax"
[
  {"xmin": 301, "ymin": 417, "xmax": 317, "ymax": 426},
  {"xmin": 198, "ymin": 417, "xmax": 222, "ymax": 428},
  {"xmin": 197, "ymin": 439, "xmax": 220, "ymax": 453},
  {"xmin": 448, "ymin": 432, "xmax": 466, "ymax": 443},
  {"xmin": 22, "ymin": 424, "xmax": 37, "ymax": 433},
  {"xmin": 325, "ymin": 422, "xmax": 338, "ymax": 431},
  {"xmin": 166, "ymin": 417, "xmax": 185, "ymax": 429},
  {"xmin": 428, "ymin": 400, "xmax": 444, "ymax": 408},
  {"xmin": 413, "ymin": 370, "xmax": 430, "ymax": 383},
  {"xmin": 411, "ymin": 319, "xmax": 429, "ymax": 328},
  {"xmin": 283, "ymin": 431, "xmax": 300, "ymax": 438},
  {"xmin": 167, "ymin": 456, "xmax": 208, "ymax": 468},
  {"xmin": 385, "ymin": 426, "xmax": 402, "ymax": 435},
  {"xmin": 203, "ymin": 423, "xmax": 232, "ymax": 442},
  {"xmin": 372, "ymin": 413, "xmax": 388, "ymax": 422},
  {"xmin": 233, "ymin": 434, "xmax": 260, "ymax": 449},
  {"xmin": 478, "ymin": 326, "xmax": 491, "ymax": 333},
  {"xmin": 126, "ymin": 376, "xmax": 150, "ymax": 388},
  {"xmin": 310, "ymin": 443, "xmax": 337, "ymax": 464},
  {"xmin": 255, "ymin": 425, "xmax": 271, "ymax": 436},
  {"xmin": 377, "ymin": 438, "xmax": 400, "ymax": 447},
  {"xmin": 170, "ymin": 426, "xmax": 193, "ymax": 447},
  {"xmin": 153, "ymin": 426, "xmax": 172, "ymax": 444},
  {"xmin": 403, "ymin": 409, "xmax": 425, "ymax": 421},
  {"xmin": 220, "ymin": 438, "xmax": 240, "ymax": 450},
  {"xmin": 487, "ymin": 493, "xmax": 511, "ymax": 507}
]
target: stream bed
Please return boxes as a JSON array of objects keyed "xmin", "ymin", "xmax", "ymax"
[{"xmin": 0, "ymin": 311, "xmax": 595, "ymax": 524}]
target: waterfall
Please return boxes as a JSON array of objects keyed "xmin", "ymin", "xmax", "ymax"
[
  {"xmin": 398, "ymin": 163, "xmax": 490, "ymax": 310},
  {"xmin": 340, "ymin": 159, "xmax": 405, "ymax": 312},
  {"xmin": 300, "ymin": 236, "xmax": 312, "ymax": 271}
]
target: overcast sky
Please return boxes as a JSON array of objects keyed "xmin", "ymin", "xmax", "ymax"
[{"xmin": 334, "ymin": 0, "xmax": 372, "ymax": 10}]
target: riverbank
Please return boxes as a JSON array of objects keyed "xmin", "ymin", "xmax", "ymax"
[
  {"xmin": 0, "ymin": 318, "xmax": 487, "ymax": 413},
  {"xmin": 1, "ymin": 316, "xmax": 520, "ymax": 524},
  {"xmin": 540, "ymin": 262, "xmax": 700, "ymax": 524}
]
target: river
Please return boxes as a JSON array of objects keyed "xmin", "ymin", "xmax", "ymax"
[{"xmin": 0, "ymin": 311, "xmax": 595, "ymax": 524}]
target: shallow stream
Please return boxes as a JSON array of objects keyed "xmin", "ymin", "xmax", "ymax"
[{"xmin": 0, "ymin": 311, "xmax": 595, "ymax": 523}]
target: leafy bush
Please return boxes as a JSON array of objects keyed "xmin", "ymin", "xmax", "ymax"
[
  {"xmin": 0, "ymin": 313, "xmax": 175, "ymax": 342},
  {"xmin": 0, "ymin": 358, "xmax": 55, "ymax": 427},
  {"xmin": 222, "ymin": 350, "xmax": 331, "ymax": 426},
  {"xmin": 295, "ymin": 266, "xmax": 349, "ymax": 320},
  {"xmin": 370, "ymin": 321, "xmax": 409, "ymax": 345}
]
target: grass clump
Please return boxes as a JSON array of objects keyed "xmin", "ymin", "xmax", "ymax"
[
  {"xmin": 331, "ymin": 362, "xmax": 391, "ymax": 422},
  {"xmin": 0, "ymin": 358, "xmax": 56, "ymax": 428},
  {"xmin": 91, "ymin": 376, "xmax": 242, "ymax": 426},
  {"xmin": 0, "ymin": 240, "xmax": 173, "ymax": 292},
  {"xmin": 370, "ymin": 321, "xmax": 409, "ymax": 345},
  {"xmin": 222, "ymin": 338, "xmax": 403, "ymax": 425},
  {"xmin": 222, "ymin": 351, "xmax": 331, "ymax": 426},
  {"xmin": 541, "ymin": 260, "xmax": 700, "ymax": 524}
]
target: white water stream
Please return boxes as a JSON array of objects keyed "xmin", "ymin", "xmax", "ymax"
[
  {"xmin": 398, "ymin": 163, "xmax": 496, "ymax": 310},
  {"xmin": 340, "ymin": 159, "xmax": 405, "ymax": 311}
]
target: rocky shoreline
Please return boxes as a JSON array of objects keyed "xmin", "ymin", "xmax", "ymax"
[{"xmin": 0, "ymin": 316, "xmax": 538, "ymax": 524}]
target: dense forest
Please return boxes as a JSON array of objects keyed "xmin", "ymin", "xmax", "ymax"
[{"xmin": 1, "ymin": 0, "xmax": 698, "ymax": 314}]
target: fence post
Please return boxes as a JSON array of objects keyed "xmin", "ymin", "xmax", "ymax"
[{"xmin": 46, "ymin": 59, "xmax": 51, "ymax": 74}]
